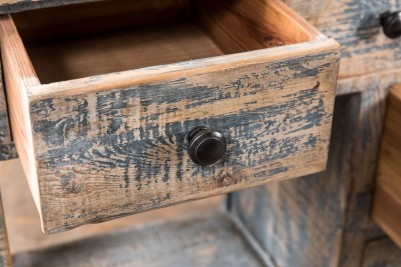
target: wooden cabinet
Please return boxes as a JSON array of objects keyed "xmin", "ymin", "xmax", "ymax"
[
  {"xmin": 0, "ymin": 0, "xmax": 339, "ymax": 233},
  {"xmin": 1, "ymin": 1, "xmax": 401, "ymax": 267}
]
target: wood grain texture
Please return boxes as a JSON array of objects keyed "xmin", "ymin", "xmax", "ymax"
[
  {"xmin": 30, "ymin": 41, "xmax": 338, "ymax": 233},
  {"xmin": 13, "ymin": 211, "xmax": 264, "ymax": 267},
  {"xmin": 0, "ymin": 159, "xmax": 223, "ymax": 254},
  {"xmin": 231, "ymin": 94, "xmax": 360, "ymax": 267},
  {"xmin": 24, "ymin": 23, "xmax": 224, "ymax": 84},
  {"xmin": 337, "ymin": 68, "xmax": 401, "ymax": 96},
  {"xmin": 362, "ymin": 237, "xmax": 401, "ymax": 267},
  {"xmin": 0, "ymin": 0, "xmax": 399, "ymax": 80},
  {"xmin": 0, "ymin": 2, "xmax": 340, "ymax": 233},
  {"xmin": 372, "ymin": 85, "xmax": 401, "ymax": 249},
  {"xmin": 0, "ymin": 15, "xmax": 42, "ymax": 215},
  {"xmin": 283, "ymin": 0, "xmax": 401, "ymax": 79},
  {"xmin": 14, "ymin": 0, "xmax": 320, "ymax": 84},
  {"xmin": 193, "ymin": 0, "xmax": 322, "ymax": 54},
  {"xmin": 0, "ymin": 191, "xmax": 12, "ymax": 267},
  {"xmin": 0, "ymin": 59, "xmax": 17, "ymax": 161},
  {"xmin": 0, "ymin": 0, "xmax": 396, "ymax": 80},
  {"xmin": 231, "ymin": 83, "xmax": 393, "ymax": 267},
  {"xmin": 338, "ymin": 85, "xmax": 389, "ymax": 267}
]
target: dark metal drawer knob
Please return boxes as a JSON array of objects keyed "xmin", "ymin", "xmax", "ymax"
[
  {"xmin": 187, "ymin": 126, "xmax": 226, "ymax": 166},
  {"xmin": 380, "ymin": 11, "xmax": 401, "ymax": 39}
]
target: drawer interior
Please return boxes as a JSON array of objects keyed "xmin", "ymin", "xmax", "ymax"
[{"xmin": 12, "ymin": 0, "xmax": 321, "ymax": 84}]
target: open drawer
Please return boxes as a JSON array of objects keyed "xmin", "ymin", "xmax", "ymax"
[
  {"xmin": 0, "ymin": 0, "xmax": 340, "ymax": 233},
  {"xmin": 372, "ymin": 85, "xmax": 401, "ymax": 249}
]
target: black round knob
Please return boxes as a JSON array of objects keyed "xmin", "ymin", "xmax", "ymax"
[
  {"xmin": 187, "ymin": 126, "xmax": 226, "ymax": 166},
  {"xmin": 380, "ymin": 11, "xmax": 401, "ymax": 39}
]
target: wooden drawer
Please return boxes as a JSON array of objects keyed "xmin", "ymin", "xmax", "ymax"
[
  {"xmin": 372, "ymin": 84, "xmax": 401, "ymax": 249},
  {"xmin": 0, "ymin": 0, "xmax": 340, "ymax": 233},
  {"xmin": 283, "ymin": 1, "xmax": 401, "ymax": 79}
]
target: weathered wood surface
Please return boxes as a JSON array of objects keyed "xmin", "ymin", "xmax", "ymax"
[
  {"xmin": 13, "ymin": 211, "xmax": 264, "ymax": 267},
  {"xmin": 0, "ymin": 0, "xmax": 396, "ymax": 80},
  {"xmin": 362, "ymin": 237, "xmax": 401, "ymax": 267},
  {"xmin": 30, "ymin": 41, "xmax": 338, "ymax": 233},
  {"xmin": 337, "ymin": 86, "xmax": 389, "ymax": 267},
  {"xmin": 14, "ymin": 0, "xmax": 319, "ymax": 84},
  {"xmin": 337, "ymin": 68, "xmax": 401, "ymax": 96},
  {"xmin": 0, "ymin": 190, "xmax": 13, "ymax": 267},
  {"xmin": 231, "ymin": 94, "xmax": 359, "ymax": 267},
  {"xmin": 0, "ymin": 158, "xmax": 223, "ymax": 255},
  {"xmin": 0, "ymin": 4, "xmax": 340, "ymax": 233},
  {"xmin": 372, "ymin": 85, "xmax": 401, "ymax": 249},
  {"xmin": 0, "ymin": 15, "xmax": 42, "ymax": 214},
  {"xmin": 231, "ymin": 84, "xmax": 393, "ymax": 267},
  {"xmin": 284, "ymin": 0, "xmax": 401, "ymax": 79},
  {"xmin": 32, "ymin": 42, "xmax": 338, "ymax": 233},
  {"xmin": 0, "ymin": 62, "xmax": 17, "ymax": 161}
]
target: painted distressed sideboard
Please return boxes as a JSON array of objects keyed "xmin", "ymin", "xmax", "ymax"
[{"xmin": 0, "ymin": 0, "xmax": 399, "ymax": 266}]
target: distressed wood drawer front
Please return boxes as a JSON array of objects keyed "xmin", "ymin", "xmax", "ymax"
[
  {"xmin": 0, "ymin": 0, "xmax": 340, "ymax": 233},
  {"xmin": 283, "ymin": 0, "xmax": 401, "ymax": 79},
  {"xmin": 372, "ymin": 84, "xmax": 401, "ymax": 249}
]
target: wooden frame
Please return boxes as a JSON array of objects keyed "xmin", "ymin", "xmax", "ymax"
[{"xmin": 0, "ymin": 0, "xmax": 399, "ymax": 266}]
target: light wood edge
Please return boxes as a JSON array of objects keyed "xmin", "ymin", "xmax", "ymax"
[
  {"xmin": 27, "ymin": 38, "xmax": 340, "ymax": 101},
  {"xmin": 0, "ymin": 15, "xmax": 42, "ymax": 226},
  {"xmin": 192, "ymin": 0, "xmax": 323, "ymax": 55},
  {"xmin": 26, "ymin": 0, "xmax": 330, "ymax": 101},
  {"xmin": 266, "ymin": 0, "xmax": 323, "ymax": 40},
  {"xmin": 372, "ymin": 84, "xmax": 401, "ymax": 249},
  {"xmin": 372, "ymin": 182, "xmax": 401, "ymax": 249}
]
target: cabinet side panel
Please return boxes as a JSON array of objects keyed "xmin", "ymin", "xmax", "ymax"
[{"xmin": 230, "ymin": 93, "xmax": 360, "ymax": 267}]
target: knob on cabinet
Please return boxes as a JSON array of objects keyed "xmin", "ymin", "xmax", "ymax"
[
  {"xmin": 380, "ymin": 11, "xmax": 401, "ymax": 39},
  {"xmin": 187, "ymin": 126, "xmax": 226, "ymax": 166}
]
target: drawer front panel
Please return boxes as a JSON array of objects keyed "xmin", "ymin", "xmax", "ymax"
[
  {"xmin": 30, "ymin": 44, "xmax": 339, "ymax": 233},
  {"xmin": 284, "ymin": 0, "xmax": 401, "ymax": 79},
  {"xmin": 0, "ymin": 0, "xmax": 340, "ymax": 233}
]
